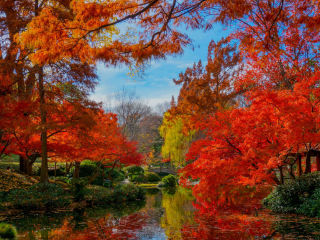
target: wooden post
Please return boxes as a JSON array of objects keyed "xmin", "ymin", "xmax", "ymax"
[
  {"xmin": 316, "ymin": 153, "xmax": 320, "ymax": 171},
  {"xmin": 297, "ymin": 154, "xmax": 302, "ymax": 176},
  {"xmin": 305, "ymin": 151, "xmax": 312, "ymax": 174},
  {"xmin": 74, "ymin": 162, "xmax": 80, "ymax": 178}
]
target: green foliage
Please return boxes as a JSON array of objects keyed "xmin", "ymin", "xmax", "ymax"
[
  {"xmin": 125, "ymin": 166, "xmax": 145, "ymax": 183},
  {"xmin": 86, "ymin": 184, "xmax": 145, "ymax": 205},
  {"xmin": 0, "ymin": 192, "xmax": 6, "ymax": 203},
  {"xmin": 0, "ymin": 223, "xmax": 17, "ymax": 240},
  {"xmin": 85, "ymin": 185, "xmax": 112, "ymax": 205},
  {"xmin": 5, "ymin": 183, "xmax": 70, "ymax": 210},
  {"xmin": 102, "ymin": 180, "xmax": 112, "ymax": 188},
  {"xmin": 144, "ymin": 172, "xmax": 161, "ymax": 182},
  {"xmin": 163, "ymin": 186, "xmax": 177, "ymax": 194},
  {"xmin": 125, "ymin": 165, "xmax": 144, "ymax": 176},
  {"xmin": 79, "ymin": 160, "xmax": 100, "ymax": 177},
  {"xmin": 162, "ymin": 174, "xmax": 177, "ymax": 187},
  {"xmin": 71, "ymin": 179, "xmax": 88, "ymax": 202},
  {"xmin": 297, "ymin": 188, "xmax": 320, "ymax": 217},
  {"xmin": 130, "ymin": 174, "xmax": 145, "ymax": 183},
  {"xmin": 263, "ymin": 173, "xmax": 320, "ymax": 216},
  {"xmin": 104, "ymin": 168, "xmax": 125, "ymax": 182},
  {"xmin": 112, "ymin": 183, "xmax": 145, "ymax": 202}
]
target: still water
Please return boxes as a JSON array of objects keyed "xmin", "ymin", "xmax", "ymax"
[{"xmin": 4, "ymin": 187, "xmax": 320, "ymax": 240}]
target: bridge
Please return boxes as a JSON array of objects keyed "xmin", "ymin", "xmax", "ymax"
[{"xmin": 148, "ymin": 166, "xmax": 176, "ymax": 175}]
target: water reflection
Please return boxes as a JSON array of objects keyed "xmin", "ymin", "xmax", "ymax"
[
  {"xmin": 3, "ymin": 187, "xmax": 320, "ymax": 239},
  {"xmin": 161, "ymin": 187, "xmax": 195, "ymax": 240}
]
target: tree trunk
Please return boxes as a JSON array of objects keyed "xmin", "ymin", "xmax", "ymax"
[
  {"xmin": 289, "ymin": 164, "xmax": 295, "ymax": 179},
  {"xmin": 272, "ymin": 173, "xmax": 281, "ymax": 185},
  {"xmin": 19, "ymin": 156, "xmax": 34, "ymax": 175},
  {"xmin": 38, "ymin": 66, "xmax": 49, "ymax": 183},
  {"xmin": 297, "ymin": 154, "xmax": 302, "ymax": 176},
  {"xmin": 305, "ymin": 151, "xmax": 312, "ymax": 174},
  {"xmin": 25, "ymin": 158, "xmax": 33, "ymax": 175},
  {"xmin": 316, "ymin": 153, "xmax": 320, "ymax": 171},
  {"xmin": 34, "ymin": 1, "xmax": 48, "ymax": 183},
  {"xmin": 279, "ymin": 166, "xmax": 284, "ymax": 184},
  {"xmin": 65, "ymin": 162, "xmax": 73, "ymax": 175},
  {"xmin": 74, "ymin": 162, "xmax": 80, "ymax": 178},
  {"xmin": 19, "ymin": 155, "xmax": 25, "ymax": 173}
]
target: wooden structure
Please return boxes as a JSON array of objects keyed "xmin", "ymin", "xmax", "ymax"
[{"xmin": 278, "ymin": 150, "xmax": 320, "ymax": 184}]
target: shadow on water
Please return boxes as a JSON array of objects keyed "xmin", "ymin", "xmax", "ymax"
[{"xmin": 2, "ymin": 187, "xmax": 320, "ymax": 239}]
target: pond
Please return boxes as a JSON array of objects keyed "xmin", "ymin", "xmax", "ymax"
[{"xmin": 3, "ymin": 187, "xmax": 320, "ymax": 240}]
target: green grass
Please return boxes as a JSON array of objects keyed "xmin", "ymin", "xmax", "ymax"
[
  {"xmin": 0, "ymin": 155, "xmax": 22, "ymax": 170},
  {"xmin": 0, "ymin": 154, "xmax": 65, "ymax": 171},
  {"xmin": 138, "ymin": 183, "xmax": 159, "ymax": 188}
]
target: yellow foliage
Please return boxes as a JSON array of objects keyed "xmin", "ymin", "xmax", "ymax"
[
  {"xmin": 161, "ymin": 187, "xmax": 195, "ymax": 239},
  {"xmin": 159, "ymin": 113, "xmax": 195, "ymax": 168}
]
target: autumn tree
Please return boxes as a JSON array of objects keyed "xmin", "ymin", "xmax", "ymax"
[
  {"xmin": 159, "ymin": 112, "xmax": 195, "ymax": 168},
  {"xmin": 172, "ymin": 38, "xmax": 241, "ymax": 121},
  {"xmin": 0, "ymin": 0, "xmax": 101, "ymax": 182},
  {"xmin": 172, "ymin": 0, "xmax": 319, "ymax": 213},
  {"xmin": 49, "ymin": 108, "xmax": 143, "ymax": 180}
]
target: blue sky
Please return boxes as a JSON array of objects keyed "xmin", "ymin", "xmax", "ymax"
[{"xmin": 91, "ymin": 23, "xmax": 233, "ymax": 109}]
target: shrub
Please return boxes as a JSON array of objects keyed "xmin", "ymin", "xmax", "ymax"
[
  {"xmin": 112, "ymin": 183, "xmax": 145, "ymax": 202},
  {"xmin": 103, "ymin": 180, "xmax": 112, "ymax": 188},
  {"xmin": 85, "ymin": 185, "xmax": 112, "ymax": 205},
  {"xmin": 0, "ymin": 223, "xmax": 17, "ymax": 239},
  {"xmin": 124, "ymin": 166, "xmax": 145, "ymax": 183},
  {"xmin": 104, "ymin": 168, "xmax": 125, "ymax": 182},
  {"xmin": 34, "ymin": 167, "xmax": 41, "ymax": 176},
  {"xmin": 162, "ymin": 174, "xmax": 177, "ymax": 187},
  {"xmin": 130, "ymin": 174, "xmax": 145, "ymax": 183},
  {"xmin": 90, "ymin": 175, "xmax": 104, "ymax": 186},
  {"xmin": 144, "ymin": 172, "xmax": 161, "ymax": 182},
  {"xmin": 71, "ymin": 179, "xmax": 88, "ymax": 202},
  {"xmin": 79, "ymin": 160, "xmax": 100, "ymax": 177},
  {"xmin": 297, "ymin": 188, "xmax": 320, "ymax": 217},
  {"xmin": 6, "ymin": 183, "xmax": 70, "ymax": 209},
  {"xmin": 163, "ymin": 186, "xmax": 177, "ymax": 195},
  {"xmin": 125, "ymin": 166, "xmax": 144, "ymax": 176},
  {"xmin": 263, "ymin": 172, "xmax": 320, "ymax": 214},
  {"xmin": 0, "ymin": 192, "xmax": 7, "ymax": 203}
]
